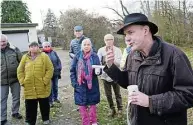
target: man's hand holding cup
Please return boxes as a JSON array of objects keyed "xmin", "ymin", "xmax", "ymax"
[{"xmin": 128, "ymin": 85, "xmax": 149, "ymax": 107}]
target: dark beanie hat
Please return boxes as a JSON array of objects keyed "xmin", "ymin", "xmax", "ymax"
[{"xmin": 29, "ymin": 41, "xmax": 39, "ymax": 47}]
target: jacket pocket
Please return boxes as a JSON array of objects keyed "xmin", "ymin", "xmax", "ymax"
[
  {"xmin": 142, "ymin": 70, "xmax": 167, "ymax": 94},
  {"xmin": 74, "ymin": 85, "xmax": 84, "ymax": 104},
  {"xmin": 41, "ymin": 77, "xmax": 47, "ymax": 86},
  {"xmin": 149, "ymin": 70, "xmax": 166, "ymax": 76},
  {"xmin": 8, "ymin": 54, "xmax": 18, "ymax": 66}
]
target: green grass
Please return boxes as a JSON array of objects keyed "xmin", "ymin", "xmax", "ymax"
[
  {"xmin": 98, "ymin": 99, "xmax": 127, "ymax": 125},
  {"xmin": 180, "ymin": 47, "xmax": 193, "ymax": 66},
  {"xmin": 97, "ymin": 80, "xmax": 128, "ymax": 125},
  {"xmin": 188, "ymin": 108, "xmax": 193, "ymax": 125}
]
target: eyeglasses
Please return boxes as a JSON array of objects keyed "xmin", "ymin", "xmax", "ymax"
[
  {"xmin": 44, "ymin": 46, "xmax": 50, "ymax": 48},
  {"xmin": 75, "ymin": 30, "xmax": 81, "ymax": 32}
]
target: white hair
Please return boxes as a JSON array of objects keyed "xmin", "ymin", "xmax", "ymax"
[
  {"xmin": 42, "ymin": 41, "xmax": 51, "ymax": 48},
  {"xmin": 81, "ymin": 38, "xmax": 92, "ymax": 51},
  {"xmin": 1, "ymin": 34, "xmax": 8, "ymax": 42}
]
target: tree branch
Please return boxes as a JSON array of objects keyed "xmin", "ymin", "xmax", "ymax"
[
  {"xmin": 104, "ymin": 6, "xmax": 124, "ymax": 20},
  {"xmin": 119, "ymin": 0, "xmax": 126, "ymax": 16},
  {"xmin": 120, "ymin": 0, "xmax": 129, "ymax": 16}
]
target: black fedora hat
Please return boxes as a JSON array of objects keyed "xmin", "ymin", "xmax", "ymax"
[{"xmin": 117, "ymin": 13, "xmax": 158, "ymax": 35}]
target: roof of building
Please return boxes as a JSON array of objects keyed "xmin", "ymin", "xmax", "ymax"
[{"xmin": 1, "ymin": 23, "xmax": 38, "ymax": 28}]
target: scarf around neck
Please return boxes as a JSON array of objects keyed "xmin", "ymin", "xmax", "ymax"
[
  {"xmin": 77, "ymin": 51, "xmax": 93, "ymax": 89},
  {"xmin": 43, "ymin": 47, "xmax": 53, "ymax": 53}
]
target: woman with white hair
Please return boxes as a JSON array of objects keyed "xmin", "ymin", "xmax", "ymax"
[
  {"xmin": 42, "ymin": 41, "xmax": 62, "ymax": 107},
  {"xmin": 70, "ymin": 38, "xmax": 101, "ymax": 125}
]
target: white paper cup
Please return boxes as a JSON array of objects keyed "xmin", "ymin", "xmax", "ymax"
[
  {"xmin": 95, "ymin": 68, "xmax": 100, "ymax": 75},
  {"xmin": 127, "ymin": 85, "xmax": 138, "ymax": 96}
]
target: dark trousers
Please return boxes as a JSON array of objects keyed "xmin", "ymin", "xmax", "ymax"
[
  {"xmin": 103, "ymin": 80, "xmax": 123, "ymax": 110},
  {"xmin": 49, "ymin": 76, "xmax": 59, "ymax": 103},
  {"xmin": 25, "ymin": 97, "xmax": 50, "ymax": 125}
]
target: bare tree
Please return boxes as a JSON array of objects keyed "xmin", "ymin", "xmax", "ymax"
[{"xmin": 58, "ymin": 8, "xmax": 112, "ymax": 50}]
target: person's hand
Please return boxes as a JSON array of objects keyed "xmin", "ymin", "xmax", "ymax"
[
  {"xmin": 106, "ymin": 48, "xmax": 114, "ymax": 68},
  {"xmin": 128, "ymin": 91, "xmax": 149, "ymax": 107}
]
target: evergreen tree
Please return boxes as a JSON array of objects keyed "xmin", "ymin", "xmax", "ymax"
[
  {"xmin": 43, "ymin": 8, "xmax": 58, "ymax": 37},
  {"xmin": 1, "ymin": 0, "xmax": 31, "ymax": 23}
]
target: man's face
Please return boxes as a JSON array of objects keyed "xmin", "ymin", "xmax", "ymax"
[
  {"xmin": 29, "ymin": 45, "xmax": 39, "ymax": 53},
  {"xmin": 82, "ymin": 40, "xmax": 91, "ymax": 53},
  {"xmin": 124, "ymin": 25, "xmax": 146, "ymax": 51},
  {"xmin": 74, "ymin": 30, "xmax": 83, "ymax": 38},
  {"xmin": 104, "ymin": 39, "xmax": 114, "ymax": 47},
  {"xmin": 1, "ymin": 35, "xmax": 8, "ymax": 49}
]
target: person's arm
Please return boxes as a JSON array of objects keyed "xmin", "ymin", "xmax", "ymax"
[
  {"xmin": 15, "ymin": 47, "xmax": 23, "ymax": 62},
  {"xmin": 97, "ymin": 48, "xmax": 103, "ymax": 64},
  {"xmin": 43, "ymin": 54, "xmax": 54, "ymax": 85},
  {"xmin": 17, "ymin": 55, "xmax": 26, "ymax": 86},
  {"xmin": 54, "ymin": 51, "xmax": 62, "ymax": 71},
  {"xmin": 104, "ymin": 64, "xmax": 128, "ymax": 89},
  {"xmin": 149, "ymin": 53, "xmax": 193, "ymax": 115},
  {"xmin": 70, "ymin": 55, "xmax": 78, "ymax": 88},
  {"xmin": 69, "ymin": 40, "xmax": 75, "ymax": 59}
]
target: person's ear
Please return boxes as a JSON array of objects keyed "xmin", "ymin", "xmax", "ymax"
[{"xmin": 144, "ymin": 25, "xmax": 150, "ymax": 35}]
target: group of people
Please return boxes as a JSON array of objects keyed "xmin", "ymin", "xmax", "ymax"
[
  {"xmin": 69, "ymin": 25, "xmax": 125, "ymax": 125},
  {"xmin": 1, "ymin": 12, "xmax": 193, "ymax": 125},
  {"xmin": 69, "ymin": 13, "xmax": 193, "ymax": 125},
  {"xmin": 1, "ymin": 35, "xmax": 62, "ymax": 125}
]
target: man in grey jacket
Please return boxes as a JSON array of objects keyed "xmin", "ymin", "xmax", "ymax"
[
  {"xmin": 1, "ymin": 34, "xmax": 23, "ymax": 125},
  {"xmin": 97, "ymin": 34, "xmax": 123, "ymax": 117}
]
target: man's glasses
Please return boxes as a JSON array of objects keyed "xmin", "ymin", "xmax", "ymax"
[
  {"xmin": 75, "ymin": 30, "xmax": 81, "ymax": 32},
  {"xmin": 44, "ymin": 46, "xmax": 50, "ymax": 48}
]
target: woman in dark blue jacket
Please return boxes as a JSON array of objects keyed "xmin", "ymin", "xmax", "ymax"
[
  {"xmin": 42, "ymin": 42, "xmax": 62, "ymax": 107},
  {"xmin": 70, "ymin": 38, "xmax": 100, "ymax": 125}
]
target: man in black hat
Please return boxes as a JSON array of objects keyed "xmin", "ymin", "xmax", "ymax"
[{"xmin": 104, "ymin": 13, "xmax": 193, "ymax": 125}]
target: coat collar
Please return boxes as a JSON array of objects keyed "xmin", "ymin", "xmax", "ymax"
[
  {"xmin": 133, "ymin": 36, "xmax": 162, "ymax": 66},
  {"xmin": 27, "ymin": 50, "xmax": 42, "ymax": 57}
]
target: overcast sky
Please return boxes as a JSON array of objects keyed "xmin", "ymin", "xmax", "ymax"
[
  {"xmin": 23, "ymin": 0, "xmax": 141, "ymax": 29},
  {"xmin": 23, "ymin": 0, "xmax": 119, "ymax": 29}
]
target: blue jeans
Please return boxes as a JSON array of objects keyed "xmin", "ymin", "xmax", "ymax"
[{"xmin": 49, "ymin": 76, "xmax": 59, "ymax": 103}]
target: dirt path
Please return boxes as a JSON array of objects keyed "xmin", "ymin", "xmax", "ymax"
[{"xmin": 7, "ymin": 50, "xmax": 80, "ymax": 125}]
